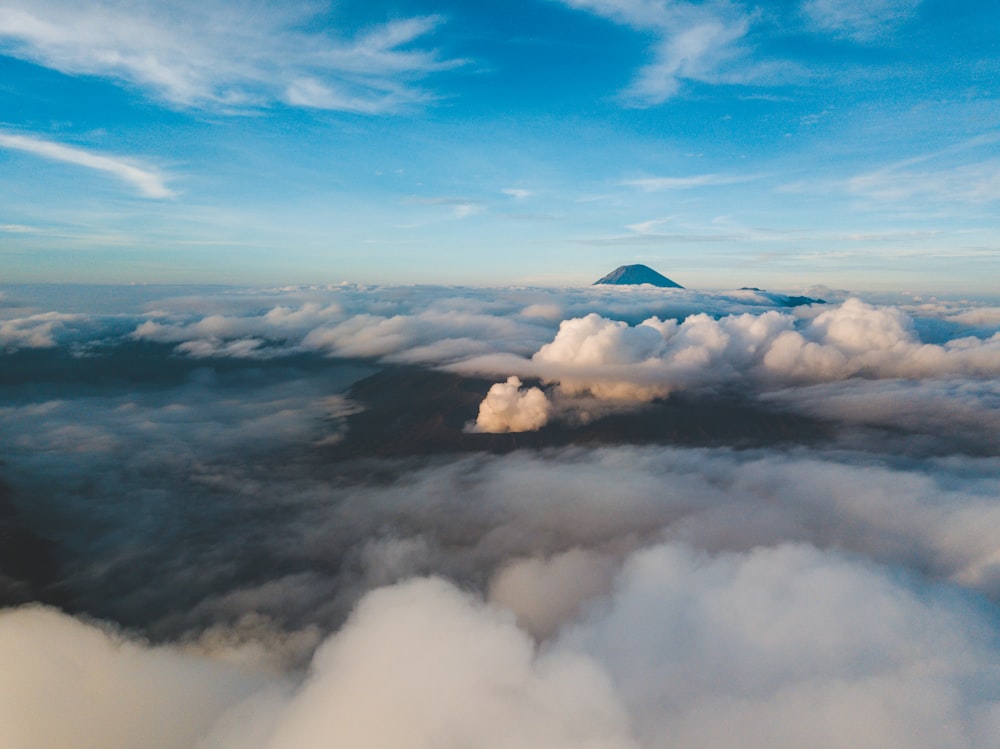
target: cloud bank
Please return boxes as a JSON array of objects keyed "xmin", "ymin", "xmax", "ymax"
[
  {"xmin": 5, "ymin": 540, "xmax": 999, "ymax": 749},
  {"xmin": 2, "ymin": 283, "xmax": 999, "ymax": 747},
  {"xmin": 518, "ymin": 298, "xmax": 1000, "ymax": 394}
]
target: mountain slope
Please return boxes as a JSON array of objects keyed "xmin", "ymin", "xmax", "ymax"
[{"xmin": 594, "ymin": 264, "xmax": 683, "ymax": 288}]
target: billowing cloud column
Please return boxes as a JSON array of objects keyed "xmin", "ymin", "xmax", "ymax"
[{"xmin": 472, "ymin": 376, "xmax": 552, "ymax": 433}]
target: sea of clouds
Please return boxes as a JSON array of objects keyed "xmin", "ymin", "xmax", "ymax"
[{"xmin": 1, "ymin": 283, "xmax": 999, "ymax": 748}]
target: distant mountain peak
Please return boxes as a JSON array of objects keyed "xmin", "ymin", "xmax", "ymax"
[{"xmin": 594, "ymin": 264, "xmax": 683, "ymax": 288}]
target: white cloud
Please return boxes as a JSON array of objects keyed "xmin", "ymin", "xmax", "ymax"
[
  {"xmin": 489, "ymin": 549, "xmax": 619, "ymax": 639},
  {"xmin": 0, "ymin": 605, "xmax": 271, "ymax": 749},
  {"xmin": 463, "ymin": 298, "xmax": 1000, "ymax": 403},
  {"xmin": 470, "ymin": 376, "xmax": 553, "ymax": 433},
  {"xmin": 117, "ymin": 287, "xmax": 1000, "ymax": 397},
  {"xmin": 846, "ymin": 159, "xmax": 1000, "ymax": 205},
  {"xmin": 0, "ymin": 132, "xmax": 174, "ymax": 198},
  {"xmin": 502, "ymin": 188, "xmax": 533, "ymax": 199},
  {"xmin": 801, "ymin": 0, "xmax": 923, "ymax": 41},
  {"xmin": 5, "ymin": 286, "xmax": 1000, "ymax": 749},
  {"xmin": 624, "ymin": 217, "xmax": 675, "ymax": 233},
  {"xmin": 1, "ymin": 582, "xmax": 638, "ymax": 749},
  {"xmin": 560, "ymin": 541, "xmax": 1000, "ymax": 749},
  {"xmin": 0, "ymin": 1, "xmax": 458, "ymax": 113},
  {"xmin": 556, "ymin": 0, "xmax": 774, "ymax": 105},
  {"xmin": 622, "ymin": 173, "xmax": 764, "ymax": 191},
  {"xmin": 0, "ymin": 310, "xmax": 88, "ymax": 348},
  {"xmin": 5, "ymin": 542, "xmax": 1000, "ymax": 749},
  {"xmin": 402, "ymin": 195, "xmax": 486, "ymax": 219},
  {"xmin": 254, "ymin": 578, "xmax": 636, "ymax": 749},
  {"xmin": 784, "ymin": 134, "xmax": 1000, "ymax": 207}
]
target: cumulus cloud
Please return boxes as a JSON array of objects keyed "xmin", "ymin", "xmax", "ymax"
[
  {"xmin": 471, "ymin": 376, "xmax": 552, "ymax": 433},
  {"xmin": 1, "ymin": 584, "xmax": 635, "ymax": 749},
  {"xmin": 121, "ymin": 284, "xmax": 840, "ymax": 367},
  {"xmin": 4, "ymin": 545, "xmax": 1000, "ymax": 749},
  {"xmin": 0, "ymin": 605, "xmax": 272, "ymax": 749},
  {"xmin": 0, "ymin": 1, "xmax": 458, "ymax": 113},
  {"xmin": 240, "ymin": 578, "xmax": 635, "ymax": 749},
  {"xmin": 0, "ymin": 310, "xmax": 88, "ymax": 349},
  {"xmin": 559, "ymin": 542, "xmax": 1000, "ymax": 749},
  {"xmin": 465, "ymin": 299, "xmax": 1000, "ymax": 405},
  {"xmin": 489, "ymin": 548, "xmax": 619, "ymax": 639},
  {"xmin": 0, "ymin": 132, "xmax": 174, "ymax": 198}
]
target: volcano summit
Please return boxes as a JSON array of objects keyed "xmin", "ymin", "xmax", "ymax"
[{"xmin": 594, "ymin": 264, "xmax": 683, "ymax": 288}]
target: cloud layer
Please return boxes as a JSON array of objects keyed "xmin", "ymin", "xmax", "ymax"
[
  {"xmin": 2, "ymin": 283, "xmax": 999, "ymax": 747},
  {"xmin": 5, "ymin": 539, "xmax": 999, "ymax": 749}
]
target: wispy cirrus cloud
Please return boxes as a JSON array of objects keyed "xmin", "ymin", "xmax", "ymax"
[
  {"xmin": 0, "ymin": 1, "xmax": 460, "ymax": 114},
  {"xmin": 847, "ymin": 160, "xmax": 1000, "ymax": 205},
  {"xmin": 0, "ymin": 132, "xmax": 174, "ymax": 198},
  {"xmin": 502, "ymin": 188, "xmax": 534, "ymax": 199},
  {"xmin": 801, "ymin": 0, "xmax": 923, "ymax": 41},
  {"xmin": 402, "ymin": 195, "xmax": 485, "ymax": 219},
  {"xmin": 623, "ymin": 172, "xmax": 766, "ymax": 191},
  {"xmin": 775, "ymin": 134, "xmax": 1000, "ymax": 207},
  {"xmin": 555, "ymin": 0, "xmax": 784, "ymax": 105}
]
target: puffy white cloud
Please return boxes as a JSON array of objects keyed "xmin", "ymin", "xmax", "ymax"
[
  {"xmin": 489, "ymin": 549, "xmax": 619, "ymax": 639},
  {"xmin": 247, "ymin": 578, "xmax": 636, "ymax": 749},
  {"xmin": 1, "ymin": 582, "xmax": 637, "ymax": 749},
  {"xmin": 945, "ymin": 307, "xmax": 1000, "ymax": 327},
  {"xmin": 0, "ymin": 311, "xmax": 87, "ymax": 349},
  {"xmin": 0, "ymin": 605, "xmax": 271, "ymax": 749},
  {"xmin": 474, "ymin": 298, "xmax": 1000, "ymax": 403},
  {"xmin": 113, "ymin": 284, "xmax": 854, "ymax": 367},
  {"xmin": 5, "ymin": 544, "xmax": 1000, "ymax": 749},
  {"xmin": 558, "ymin": 542, "xmax": 1000, "ymax": 749},
  {"xmin": 472, "ymin": 376, "xmax": 552, "ymax": 433},
  {"xmin": 301, "ymin": 310, "xmax": 542, "ymax": 363}
]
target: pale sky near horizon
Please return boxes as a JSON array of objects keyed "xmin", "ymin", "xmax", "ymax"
[{"xmin": 1, "ymin": 0, "xmax": 998, "ymax": 292}]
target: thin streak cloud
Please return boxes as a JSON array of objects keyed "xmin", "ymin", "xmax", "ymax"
[
  {"xmin": 623, "ymin": 173, "xmax": 766, "ymax": 191},
  {"xmin": 0, "ymin": 132, "xmax": 174, "ymax": 199}
]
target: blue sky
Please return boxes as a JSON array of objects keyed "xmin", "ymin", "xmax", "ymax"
[{"xmin": 0, "ymin": 0, "xmax": 998, "ymax": 292}]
